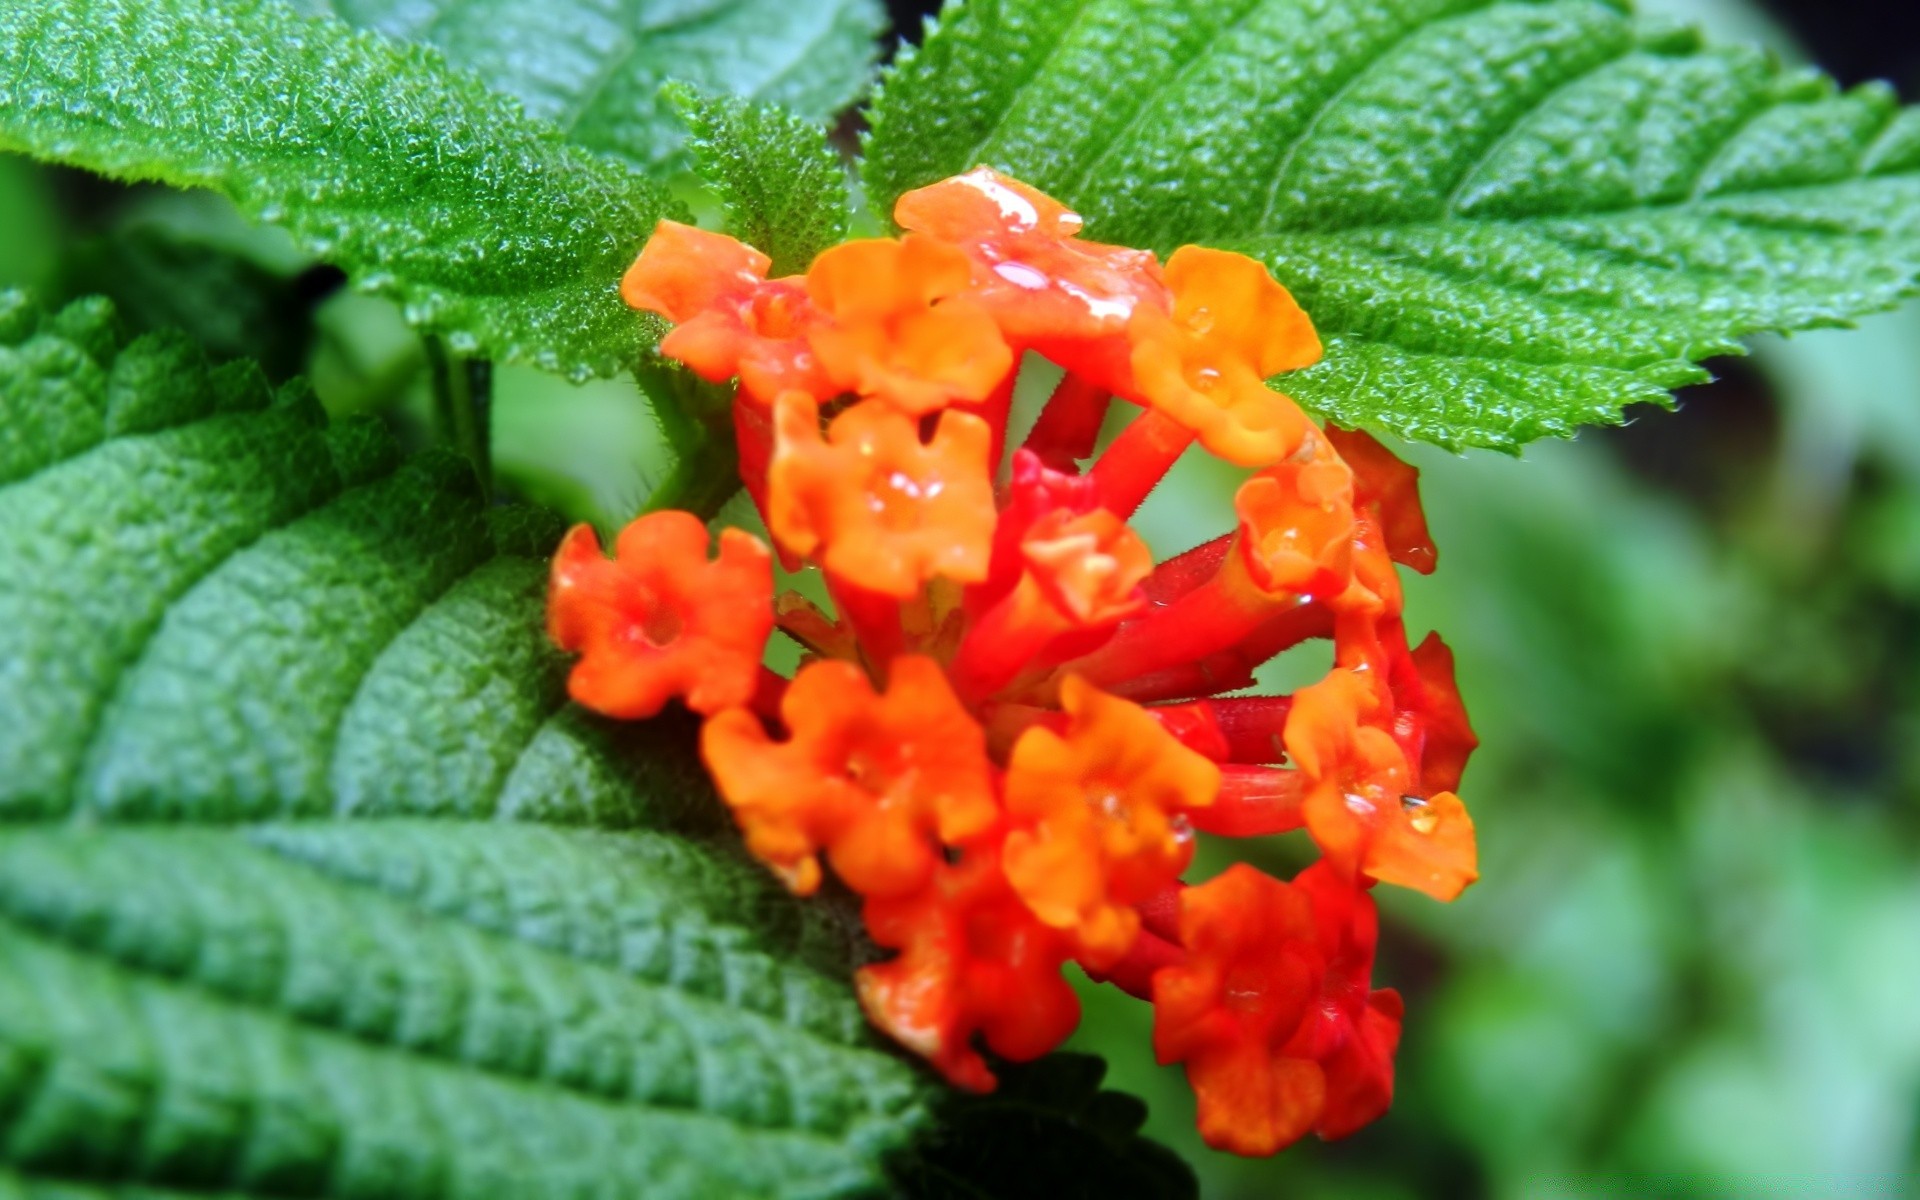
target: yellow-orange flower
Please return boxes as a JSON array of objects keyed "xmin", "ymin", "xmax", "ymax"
[
  {"xmin": 768, "ymin": 391, "xmax": 997, "ymax": 598},
  {"xmin": 1019, "ymin": 507, "xmax": 1154, "ymax": 627},
  {"xmin": 547, "ymin": 515, "xmax": 773, "ymax": 719},
  {"xmin": 596, "ymin": 171, "xmax": 1482, "ymax": 1157},
  {"xmin": 1002, "ymin": 676, "xmax": 1221, "ymax": 967},
  {"xmin": 1125, "ymin": 247, "xmax": 1319, "ymax": 468},
  {"xmin": 1130, "ymin": 335, "xmax": 1317, "ymax": 469},
  {"xmin": 701, "ymin": 656, "xmax": 998, "ymax": 897},
  {"xmin": 1284, "ymin": 668, "xmax": 1477, "ymax": 901},
  {"xmin": 806, "ymin": 235, "xmax": 1013, "ymax": 414},
  {"xmin": 1161, "ymin": 246, "xmax": 1321, "ymax": 379}
]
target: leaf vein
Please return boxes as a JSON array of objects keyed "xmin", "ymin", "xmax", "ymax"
[
  {"xmin": 1440, "ymin": 39, "xmax": 1640, "ymax": 217},
  {"xmin": 1256, "ymin": 0, "xmax": 1503, "ymax": 231},
  {"xmin": 1058, "ymin": 0, "xmax": 1270, "ymax": 198}
]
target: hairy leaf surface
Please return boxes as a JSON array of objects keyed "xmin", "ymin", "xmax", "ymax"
[
  {"xmin": 295, "ymin": 0, "xmax": 885, "ymax": 171},
  {"xmin": 671, "ymin": 86, "xmax": 853, "ymax": 275},
  {"xmin": 0, "ymin": 0, "xmax": 675, "ymax": 380},
  {"xmin": 865, "ymin": 0, "xmax": 1920, "ymax": 450},
  {"xmin": 0, "ymin": 296, "xmax": 930, "ymax": 1197}
]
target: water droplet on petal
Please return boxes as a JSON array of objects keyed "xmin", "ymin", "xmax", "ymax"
[
  {"xmin": 1402, "ymin": 794, "xmax": 1438, "ymax": 834},
  {"xmin": 994, "ymin": 261, "xmax": 1051, "ymax": 290}
]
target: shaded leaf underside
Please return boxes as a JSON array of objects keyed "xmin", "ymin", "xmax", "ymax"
[
  {"xmin": 864, "ymin": 0, "xmax": 1920, "ymax": 450},
  {"xmin": 295, "ymin": 0, "xmax": 885, "ymax": 172},
  {"xmin": 0, "ymin": 294, "xmax": 932, "ymax": 1198}
]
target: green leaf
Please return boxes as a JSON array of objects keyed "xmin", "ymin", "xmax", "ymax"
[
  {"xmin": 0, "ymin": 294, "xmax": 933, "ymax": 1197},
  {"xmin": 294, "ymin": 0, "xmax": 885, "ymax": 172},
  {"xmin": 863, "ymin": 0, "xmax": 1920, "ymax": 451},
  {"xmin": 0, "ymin": 0, "xmax": 678, "ymax": 381},
  {"xmin": 0, "ymin": 293, "xmax": 1192, "ymax": 1197},
  {"xmin": 58, "ymin": 191, "xmax": 321, "ymax": 381},
  {"xmin": 670, "ymin": 85, "xmax": 854, "ymax": 277}
]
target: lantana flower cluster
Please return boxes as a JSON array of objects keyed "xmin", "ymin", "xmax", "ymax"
[{"xmin": 547, "ymin": 168, "xmax": 1479, "ymax": 1156}]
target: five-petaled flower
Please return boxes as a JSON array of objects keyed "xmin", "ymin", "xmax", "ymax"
[{"xmin": 550, "ymin": 166, "xmax": 1482, "ymax": 1157}]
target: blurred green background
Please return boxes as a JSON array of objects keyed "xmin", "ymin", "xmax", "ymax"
[{"xmin": 2, "ymin": 0, "xmax": 1916, "ymax": 1192}]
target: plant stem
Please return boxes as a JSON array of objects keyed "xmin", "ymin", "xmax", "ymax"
[{"xmin": 427, "ymin": 337, "xmax": 493, "ymax": 496}]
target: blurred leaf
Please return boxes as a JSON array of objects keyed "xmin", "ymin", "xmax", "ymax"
[
  {"xmin": 295, "ymin": 0, "xmax": 884, "ymax": 171},
  {"xmin": 491, "ymin": 363, "xmax": 674, "ymax": 530},
  {"xmin": 59, "ymin": 191, "xmax": 320, "ymax": 379},
  {"xmin": 0, "ymin": 293, "xmax": 936, "ymax": 1197},
  {"xmin": 864, "ymin": 0, "xmax": 1920, "ymax": 451},
  {"xmin": 670, "ymin": 86, "xmax": 853, "ymax": 276},
  {"xmin": 0, "ymin": 154, "xmax": 63, "ymax": 294},
  {"xmin": 0, "ymin": 0, "xmax": 678, "ymax": 381}
]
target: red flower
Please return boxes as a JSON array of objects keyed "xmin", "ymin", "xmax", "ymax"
[
  {"xmin": 1152, "ymin": 862, "xmax": 1402, "ymax": 1155},
  {"xmin": 858, "ymin": 831, "xmax": 1081, "ymax": 1092}
]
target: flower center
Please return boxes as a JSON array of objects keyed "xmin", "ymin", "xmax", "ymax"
[{"xmin": 637, "ymin": 594, "xmax": 684, "ymax": 647}]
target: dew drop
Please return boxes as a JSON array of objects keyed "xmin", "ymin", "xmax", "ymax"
[
  {"xmin": 1402, "ymin": 794, "xmax": 1438, "ymax": 834},
  {"xmin": 994, "ymin": 260, "xmax": 1050, "ymax": 290}
]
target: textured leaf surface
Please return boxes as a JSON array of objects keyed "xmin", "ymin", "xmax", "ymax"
[
  {"xmin": 0, "ymin": 296, "xmax": 932, "ymax": 1198},
  {"xmin": 0, "ymin": 0, "xmax": 676, "ymax": 380},
  {"xmin": 865, "ymin": 0, "xmax": 1920, "ymax": 450},
  {"xmin": 296, "ymin": 0, "xmax": 885, "ymax": 171},
  {"xmin": 671, "ymin": 86, "xmax": 853, "ymax": 276}
]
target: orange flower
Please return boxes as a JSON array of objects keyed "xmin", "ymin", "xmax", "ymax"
[
  {"xmin": 1002, "ymin": 676, "xmax": 1221, "ymax": 967},
  {"xmin": 1285, "ymin": 668, "xmax": 1477, "ymax": 901},
  {"xmin": 805, "ymin": 235, "xmax": 1013, "ymax": 414},
  {"xmin": 767, "ymin": 391, "xmax": 997, "ymax": 597},
  {"xmin": 701, "ymin": 656, "xmax": 998, "ymax": 897},
  {"xmin": 622, "ymin": 220, "xmax": 828, "ymax": 400},
  {"xmin": 858, "ymin": 832, "xmax": 1081, "ymax": 1092},
  {"xmin": 547, "ymin": 515, "xmax": 773, "ymax": 719},
  {"xmin": 1161, "ymin": 247, "xmax": 1321, "ymax": 380},
  {"xmin": 1234, "ymin": 444, "xmax": 1357, "ymax": 601},
  {"xmin": 1151, "ymin": 862, "xmax": 1402, "ymax": 1156},
  {"xmin": 1017, "ymin": 507, "xmax": 1154, "ymax": 627},
  {"xmin": 1130, "ymin": 332, "xmax": 1318, "ymax": 468},
  {"xmin": 621, "ymin": 219, "xmax": 767, "ymax": 323},
  {"xmin": 1124, "ymin": 247, "xmax": 1319, "ymax": 468},
  {"xmin": 1324, "ymin": 425, "xmax": 1436, "ymax": 574},
  {"xmin": 894, "ymin": 167, "xmax": 1168, "ymax": 382}
]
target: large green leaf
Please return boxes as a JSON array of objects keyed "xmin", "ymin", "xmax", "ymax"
[
  {"xmin": 295, "ymin": 0, "xmax": 885, "ymax": 172},
  {"xmin": 864, "ymin": 0, "xmax": 1920, "ymax": 451},
  {"xmin": 0, "ymin": 0, "xmax": 677, "ymax": 381},
  {"xmin": 0, "ymin": 294, "xmax": 927, "ymax": 1196},
  {"xmin": 0, "ymin": 294, "xmax": 1194, "ymax": 1198}
]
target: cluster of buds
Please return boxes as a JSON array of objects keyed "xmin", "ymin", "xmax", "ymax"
[{"xmin": 547, "ymin": 168, "xmax": 1479, "ymax": 1156}]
